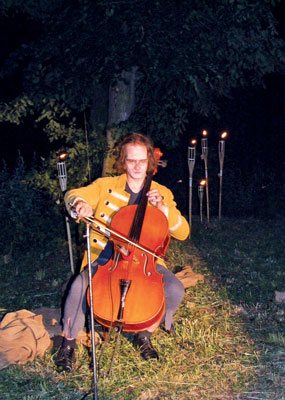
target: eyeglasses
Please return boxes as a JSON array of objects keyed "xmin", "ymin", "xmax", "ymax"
[{"xmin": 126, "ymin": 159, "xmax": 148, "ymax": 166}]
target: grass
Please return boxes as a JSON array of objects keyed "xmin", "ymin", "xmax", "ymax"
[{"xmin": 0, "ymin": 216, "xmax": 284, "ymax": 399}]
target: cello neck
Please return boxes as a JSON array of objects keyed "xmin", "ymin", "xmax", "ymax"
[{"xmin": 128, "ymin": 171, "xmax": 153, "ymax": 242}]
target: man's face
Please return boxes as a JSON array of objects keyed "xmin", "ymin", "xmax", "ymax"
[{"xmin": 124, "ymin": 144, "xmax": 148, "ymax": 181}]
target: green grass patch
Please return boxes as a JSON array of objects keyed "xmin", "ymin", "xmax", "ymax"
[{"xmin": 0, "ymin": 217, "xmax": 284, "ymax": 399}]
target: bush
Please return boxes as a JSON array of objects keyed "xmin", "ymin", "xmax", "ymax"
[{"xmin": 0, "ymin": 156, "xmax": 65, "ymax": 264}]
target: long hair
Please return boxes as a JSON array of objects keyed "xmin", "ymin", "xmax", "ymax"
[{"xmin": 115, "ymin": 133, "xmax": 157, "ymax": 173}]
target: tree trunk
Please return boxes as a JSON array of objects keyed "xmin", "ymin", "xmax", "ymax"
[{"xmin": 102, "ymin": 67, "xmax": 137, "ymax": 176}]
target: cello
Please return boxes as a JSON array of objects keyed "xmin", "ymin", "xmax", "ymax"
[{"xmin": 86, "ymin": 149, "xmax": 170, "ymax": 332}]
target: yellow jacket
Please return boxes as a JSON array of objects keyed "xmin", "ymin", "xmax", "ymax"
[{"xmin": 65, "ymin": 174, "xmax": 189, "ymax": 267}]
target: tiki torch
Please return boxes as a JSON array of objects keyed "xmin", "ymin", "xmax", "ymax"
[
  {"xmin": 218, "ymin": 131, "xmax": 228, "ymax": 221},
  {"xmin": 57, "ymin": 152, "xmax": 75, "ymax": 273},
  {"xmin": 198, "ymin": 179, "xmax": 206, "ymax": 224},
  {"xmin": 201, "ymin": 130, "xmax": 210, "ymax": 222},
  {"xmin": 188, "ymin": 139, "xmax": 197, "ymax": 234}
]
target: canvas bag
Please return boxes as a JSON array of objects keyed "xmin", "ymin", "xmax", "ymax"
[{"xmin": 0, "ymin": 309, "xmax": 50, "ymax": 370}]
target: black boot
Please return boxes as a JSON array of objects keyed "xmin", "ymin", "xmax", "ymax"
[
  {"xmin": 133, "ymin": 333, "xmax": 159, "ymax": 360},
  {"xmin": 55, "ymin": 339, "xmax": 75, "ymax": 372}
]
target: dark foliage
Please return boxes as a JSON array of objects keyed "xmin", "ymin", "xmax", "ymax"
[{"xmin": 0, "ymin": 156, "xmax": 68, "ymax": 310}]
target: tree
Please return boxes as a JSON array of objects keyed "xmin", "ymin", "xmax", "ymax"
[{"xmin": 0, "ymin": 0, "xmax": 284, "ymax": 188}]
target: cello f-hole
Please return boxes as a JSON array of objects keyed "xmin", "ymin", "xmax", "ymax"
[
  {"xmin": 108, "ymin": 251, "xmax": 120, "ymax": 272},
  {"xmin": 141, "ymin": 253, "xmax": 151, "ymax": 276}
]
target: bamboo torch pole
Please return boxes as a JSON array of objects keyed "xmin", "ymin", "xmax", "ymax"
[
  {"xmin": 188, "ymin": 139, "xmax": 197, "ymax": 236},
  {"xmin": 198, "ymin": 180, "xmax": 206, "ymax": 224},
  {"xmin": 57, "ymin": 152, "xmax": 75, "ymax": 273},
  {"xmin": 218, "ymin": 131, "xmax": 228, "ymax": 221},
  {"xmin": 201, "ymin": 130, "xmax": 210, "ymax": 222}
]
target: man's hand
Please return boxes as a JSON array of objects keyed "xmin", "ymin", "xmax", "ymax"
[
  {"xmin": 146, "ymin": 189, "xmax": 167, "ymax": 213},
  {"xmin": 73, "ymin": 200, "xmax": 93, "ymax": 219}
]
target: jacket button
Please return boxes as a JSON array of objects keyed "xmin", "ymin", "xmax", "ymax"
[
  {"xmin": 108, "ymin": 189, "xmax": 112, "ymax": 193},
  {"xmin": 93, "ymin": 239, "xmax": 97, "ymax": 243},
  {"xmin": 105, "ymin": 201, "xmax": 109, "ymax": 205},
  {"xmin": 100, "ymin": 213, "xmax": 105, "ymax": 218}
]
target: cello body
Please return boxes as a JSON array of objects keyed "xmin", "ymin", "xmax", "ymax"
[{"xmin": 88, "ymin": 204, "xmax": 170, "ymax": 332}]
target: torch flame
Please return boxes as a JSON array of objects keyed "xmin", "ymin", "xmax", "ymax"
[
  {"xmin": 59, "ymin": 152, "xmax": 68, "ymax": 161},
  {"xmin": 200, "ymin": 179, "xmax": 206, "ymax": 186},
  {"xmin": 221, "ymin": 131, "xmax": 228, "ymax": 139},
  {"xmin": 191, "ymin": 139, "xmax": 197, "ymax": 145},
  {"xmin": 202, "ymin": 130, "xmax": 208, "ymax": 136}
]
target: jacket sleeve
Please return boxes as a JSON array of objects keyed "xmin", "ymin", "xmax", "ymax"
[
  {"xmin": 64, "ymin": 178, "xmax": 103, "ymax": 216},
  {"xmin": 153, "ymin": 182, "xmax": 190, "ymax": 241}
]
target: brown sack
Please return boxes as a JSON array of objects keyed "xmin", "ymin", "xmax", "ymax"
[
  {"xmin": 175, "ymin": 265, "xmax": 204, "ymax": 289},
  {"xmin": 0, "ymin": 309, "xmax": 51, "ymax": 370}
]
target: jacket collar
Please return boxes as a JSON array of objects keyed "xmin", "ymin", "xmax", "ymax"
[
  {"xmin": 115, "ymin": 173, "xmax": 156, "ymax": 191},
  {"xmin": 115, "ymin": 173, "xmax": 128, "ymax": 189}
]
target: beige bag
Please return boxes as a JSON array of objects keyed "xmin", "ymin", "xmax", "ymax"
[
  {"xmin": 175, "ymin": 265, "xmax": 204, "ymax": 288},
  {"xmin": 0, "ymin": 309, "xmax": 50, "ymax": 370}
]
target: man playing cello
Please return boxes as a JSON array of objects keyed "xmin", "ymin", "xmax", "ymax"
[{"xmin": 55, "ymin": 132, "xmax": 189, "ymax": 372}]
